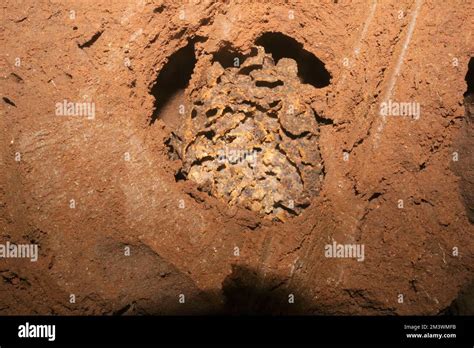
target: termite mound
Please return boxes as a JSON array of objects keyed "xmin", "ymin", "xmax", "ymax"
[{"xmin": 153, "ymin": 34, "xmax": 332, "ymax": 221}]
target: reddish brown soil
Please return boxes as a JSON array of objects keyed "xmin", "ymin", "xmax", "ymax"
[{"xmin": 0, "ymin": 0, "xmax": 473, "ymax": 315}]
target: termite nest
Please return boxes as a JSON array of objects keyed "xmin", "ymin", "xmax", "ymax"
[{"xmin": 165, "ymin": 45, "xmax": 326, "ymax": 221}]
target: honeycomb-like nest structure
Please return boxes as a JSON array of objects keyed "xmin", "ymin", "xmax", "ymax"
[{"xmin": 167, "ymin": 46, "xmax": 324, "ymax": 220}]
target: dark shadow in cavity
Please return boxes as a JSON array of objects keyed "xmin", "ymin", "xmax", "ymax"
[
  {"xmin": 451, "ymin": 58, "xmax": 474, "ymax": 224},
  {"xmin": 221, "ymin": 265, "xmax": 317, "ymax": 315},
  {"xmin": 149, "ymin": 40, "xmax": 197, "ymax": 125},
  {"xmin": 110, "ymin": 260, "xmax": 469, "ymax": 315},
  {"xmin": 455, "ymin": 57, "xmax": 474, "ymax": 223},
  {"xmin": 256, "ymin": 80, "xmax": 284, "ymax": 88},
  {"xmin": 78, "ymin": 31, "xmax": 103, "ymax": 49},
  {"xmin": 444, "ymin": 277, "xmax": 474, "ymax": 315},
  {"xmin": 255, "ymin": 32, "xmax": 331, "ymax": 88},
  {"xmin": 314, "ymin": 110, "xmax": 334, "ymax": 125},
  {"xmin": 212, "ymin": 44, "xmax": 246, "ymax": 69},
  {"xmin": 464, "ymin": 57, "xmax": 474, "ymax": 98},
  {"xmin": 174, "ymin": 169, "xmax": 187, "ymax": 182},
  {"xmin": 3, "ymin": 97, "xmax": 16, "ymax": 107}
]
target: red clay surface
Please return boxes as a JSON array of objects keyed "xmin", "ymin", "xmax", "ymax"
[{"xmin": 0, "ymin": 0, "xmax": 473, "ymax": 315}]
